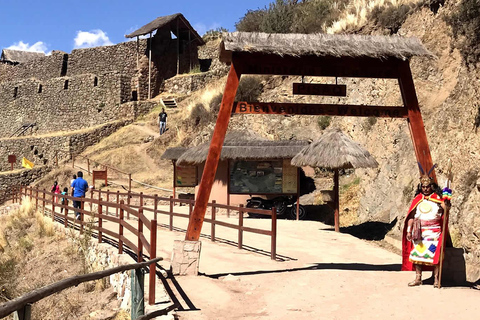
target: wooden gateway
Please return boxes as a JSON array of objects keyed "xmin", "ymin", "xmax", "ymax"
[{"xmin": 185, "ymin": 32, "xmax": 435, "ymax": 241}]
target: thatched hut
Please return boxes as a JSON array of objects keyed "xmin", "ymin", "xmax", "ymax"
[
  {"xmin": 0, "ymin": 49, "xmax": 45, "ymax": 65},
  {"xmin": 291, "ymin": 128, "xmax": 378, "ymax": 231},
  {"xmin": 162, "ymin": 131, "xmax": 310, "ymax": 206}
]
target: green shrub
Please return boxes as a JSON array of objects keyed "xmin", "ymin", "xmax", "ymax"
[
  {"xmin": 317, "ymin": 116, "xmax": 331, "ymax": 130},
  {"xmin": 209, "ymin": 93, "xmax": 223, "ymax": 114},
  {"xmin": 202, "ymin": 27, "xmax": 228, "ymax": 42},
  {"xmin": 369, "ymin": 4, "xmax": 413, "ymax": 34},
  {"xmin": 235, "ymin": 76, "xmax": 263, "ymax": 102},
  {"xmin": 235, "ymin": 9, "xmax": 267, "ymax": 32},
  {"xmin": 363, "ymin": 116, "xmax": 377, "ymax": 131},
  {"xmin": 445, "ymin": 0, "xmax": 480, "ymax": 65}
]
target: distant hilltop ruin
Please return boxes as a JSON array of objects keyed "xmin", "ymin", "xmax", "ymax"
[{"xmin": 0, "ymin": 13, "xmax": 210, "ymax": 138}]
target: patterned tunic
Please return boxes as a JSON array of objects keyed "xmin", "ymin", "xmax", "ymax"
[{"xmin": 409, "ymin": 196, "xmax": 443, "ymax": 265}]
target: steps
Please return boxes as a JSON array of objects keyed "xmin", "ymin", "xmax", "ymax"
[{"xmin": 162, "ymin": 98, "xmax": 177, "ymax": 109}]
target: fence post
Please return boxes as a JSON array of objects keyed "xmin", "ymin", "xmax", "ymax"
[
  {"xmin": 116, "ymin": 190, "xmax": 120, "ymax": 217},
  {"xmin": 106, "ymin": 190, "xmax": 110, "ymax": 217},
  {"xmin": 13, "ymin": 303, "xmax": 31, "ymax": 320},
  {"xmin": 131, "ymin": 268, "xmax": 145, "ymax": 319},
  {"xmin": 238, "ymin": 204, "xmax": 244, "ymax": 250},
  {"xmin": 271, "ymin": 207, "xmax": 277, "ymax": 260},
  {"xmin": 72, "ymin": 154, "xmax": 75, "ymax": 168},
  {"xmin": 98, "ymin": 199, "xmax": 103, "ymax": 244},
  {"xmin": 42, "ymin": 189, "xmax": 46, "ymax": 216},
  {"xmin": 137, "ymin": 208, "xmax": 143, "ymax": 263},
  {"xmin": 35, "ymin": 189, "xmax": 38, "ymax": 211},
  {"xmin": 52, "ymin": 191, "xmax": 56, "ymax": 221},
  {"xmin": 64, "ymin": 199, "xmax": 69, "ymax": 228},
  {"xmin": 80, "ymin": 200, "xmax": 84, "ymax": 234},
  {"xmin": 149, "ymin": 218, "xmax": 157, "ymax": 305},
  {"xmin": 128, "ymin": 173, "xmax": 132, "ymax": 192},
  {"xmin": 87, "ymin": 158, "xmax": 90, "ymax": 174},
  {"xmin": 127, "ymin": 191, "xmax": 131, "ymax": 219},
  {"xmin": 211, "ymin": 200, "xmax": 216, "ymax": 242},
  {"xmin": 153, "ymin": 194, "xmax": 158, "ymax": 221},
  {"xmin": 169, "ymin": 196, "xmax": 175, "ymax": 231},
  {"xmin": 119, "ymin": 200, "xmax": 124, "ymax": 254}
]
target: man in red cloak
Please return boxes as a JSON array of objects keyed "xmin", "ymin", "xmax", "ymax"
[{"xmin": 402, "ymin": 174, "xmax": 451, "ymax": 287}]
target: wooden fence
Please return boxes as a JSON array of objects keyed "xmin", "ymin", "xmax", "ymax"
[{"xmin": 15, "ymin": 185, "xmax": 158, "ymax": 305}]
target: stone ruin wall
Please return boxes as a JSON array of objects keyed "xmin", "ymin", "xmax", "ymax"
[
  {"xmin": 0, "ymin": 120, "xmax": 130, "ymax": 171},
  {"xmin": 0, "ymin": 73, "xmax": 132, "ymax": 136},
  {"xmin": 0, "ymin": 166, "xmax": 52, "ymax": 204}
]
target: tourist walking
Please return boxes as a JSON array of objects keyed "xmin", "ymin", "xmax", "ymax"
[
  {"xmin": 71, "ymin": 171, "xmax": 89, "ymax": 220},
  {"xmin": 51, "ymin": 181, "xmax": 60, "ymax": 203},
  {"xmin": 70, "ymin": 174, "xmax": 76, "ymax": 196},
  {"xmin": 402, "ymin": 167, "xmax": 450, "ymax": 287},
  {"xmin": 158, "ymin": 108, "xmax": 167, "ymax": 135},
  {"xmin": 60, "ymin": 187, "xmax": 68, "ymax": 214}
]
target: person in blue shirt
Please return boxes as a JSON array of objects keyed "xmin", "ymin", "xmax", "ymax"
[{"xmin": 71, "ymin": 171, "xmax": 89, "ymax": 220}]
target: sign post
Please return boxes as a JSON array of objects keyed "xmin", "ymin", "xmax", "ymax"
[
  {"xmin": 93, "ymin": 170, "xmax": 108, "ymax": 188},
  {"xmin": 8, "ymin": 155, "xmax": 16, "ymax": 171}
]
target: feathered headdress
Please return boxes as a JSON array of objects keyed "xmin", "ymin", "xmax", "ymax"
[{"xmin": 418, "ymin": 162, "xmax": 436, "ymax": 186}]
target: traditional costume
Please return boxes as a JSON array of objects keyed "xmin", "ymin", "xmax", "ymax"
[{"xmin": 402, "ymin": 168, "xmax": 452, "ymax": 287}]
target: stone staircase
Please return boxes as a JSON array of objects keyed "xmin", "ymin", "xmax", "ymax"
[{"xmin": 162, "ymin": 98, "xmax": 177, "ymax": 109}]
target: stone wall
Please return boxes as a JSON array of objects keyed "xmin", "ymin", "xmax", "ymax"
[
  {"xmin": 0, "ymin": 120, "xmax": 130, "ymax": 171},
  {"xmin": 0, "ymin": 51, "xmax": 66, "ymax": 83},
  {"xmin": 0, "ymin": 73, "xmax": 135, "ymax": 136},
  {"xmin": 0, "ymin": 166, "xmax": 52, "ymax": 203}
]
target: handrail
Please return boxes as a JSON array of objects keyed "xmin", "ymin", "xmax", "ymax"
[{"xmin": 0, "ymin": 257, "xmax": 162, "ymax": 319}]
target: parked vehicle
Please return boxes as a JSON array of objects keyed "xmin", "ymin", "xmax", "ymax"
[{"xmin": 246, "ymin": 195, "xmax": 307, "ymax": 220}]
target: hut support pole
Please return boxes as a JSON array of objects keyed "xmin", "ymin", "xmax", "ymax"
[
  {"xmin": 148, "ymin": 32, "xmax": 152, "ymax": 100},
  {"xmin": 185, "ymin": 61, "xmax": 242, "ymax": 241},
  {"xmin": 398, "ymin": 62, "xmax": 435, "ymax": 181},
  {"xmin": 334, "ymin": 169, "xmax": 340, "ymax": 232},
  {"xmin": 136, "ymin": 36, "xmax": 139, "ymax": 70},
  {"xmin": 176, "ymin": 19, "xmax": 180, "ymax": 75},
  {"xmin": 296, "ymin": 167, "xmax": 300, "ymax": 221}
]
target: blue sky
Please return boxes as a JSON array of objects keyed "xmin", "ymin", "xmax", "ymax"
[{"xmin": 0, "ymin": 0, "xmax": 272, "ymax": 54}]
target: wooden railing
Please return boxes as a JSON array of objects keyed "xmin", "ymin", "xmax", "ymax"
[
  {"xmin": 15, "ymin": 185, "xmax": 158, "ymax": 305},
  {"xmin": 0, "ymin": 258, "xmax": 163, "ymax": 320},
  {"xmin": 87, "ymin": 189, "xmax": 278, "ymax": 260}
]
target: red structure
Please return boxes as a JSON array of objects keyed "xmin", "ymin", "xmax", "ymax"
[{"xmin": 186, "ymin": 32, "xmax": 435, "ymax": 241}]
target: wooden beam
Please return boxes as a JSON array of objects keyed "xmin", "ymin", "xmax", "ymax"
[
  {"xmin": 235, "ymin": 53, "xmax": 402, "ymax": 79},
  {"xmin": 398, "ymin": 61, "xmax": 436, "ymax": 181},
  {"xmin": 185, "ymin": 61, "xmax": 242, "ymax": 241},
  {"xmin": 232, "ymin": 102, "xmax": 408, "ymax": 118},
  {"xmin": 334, "ymin": 169, "xmax": 340, "ymax": 232},
  {"xmin": 293, "ymin": 83, "xmax": 347, "ymax": 96}
]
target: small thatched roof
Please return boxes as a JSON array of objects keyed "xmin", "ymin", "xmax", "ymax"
[
  {"xmin": 161, "ymin": 147, "xmax": 188, "ymax": 161},
  {"xmin": 220, "ymin": 32, "xmax": 433, "ymax": 63},
  {"xmin": 125, "ymin": 13, "xmax": 204, "ymax": 45},
  {"xmin": 1, "ymin": 49, "xmax": 45, "ymax": 64},
  {"xmin": 291, "ymin": 128, "xmax": 378, "ymax": 169},
  {"xmin": 176, "ymin": 130, "xmax": 309, "ymax": 165}
]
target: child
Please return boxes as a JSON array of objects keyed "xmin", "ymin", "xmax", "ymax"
[{"xmin": 60, "ymin": 187, "xmax": 68, "ymax": 213}]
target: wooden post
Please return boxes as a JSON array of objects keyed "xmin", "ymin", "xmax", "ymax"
[
  {"xmin": 149, "ymin": 218, "xmax": 157, "ymax": 305},
  {"xmin": 106, "ymin": 190, "xmax": 110, "ymax": 217},
  {"xmin": 169, "ymin": 196, "xmax": 174, "ymax": 231},
  {"xmin": 72, "ymin": 154, "xmax": 75, "ymax": 169},
  {"xmin": 227, "ymin": 160, "xmax": 230, "ymax": 218},
  {"xmin": 131, "ymin": 269, "xmax": 145, "ymax": 319},
  {"xmin": 98, "ymin": 200, "xmax": 103, "ymax": 244},
  {"xmin": 172, "ymin": 161, "xmax": 176, "ymax": 199},
  {"xmin": 52, "ymin": 192, "xmax": 56, "ymax": 221},
  {"xmin": 80, "ymin": 200, "xmax": 84, "ymax": 234},
  {"xmin": 87, "ymin": 158, "xmax": 90, "ymax": 174},
  {"xmin": 398, "ymin": 61, "xmax": 436, "ymax": 181},
  {"xmin": 238, "ymin": 204, "xmax": 244, "ymax": 250},
  {"xmin": 138, "ymin": 208, "xmax": 143, "ymax": 263},
  {"xmin": 127, "ymin": 191, "xmax": 131, "ymax": 219},
  {"xmin": 296, "ymin": 167, "xmax": 300, "ymax": 221},
  {"xmin": 64, "ymin": 201, "xmax": 69, "ymax": 228},
  {"xmin": 35, "ymin": 189, "xmax": 38, "ymax": 211},
  {"xmin": 119, "ymin": 200, "xmax": 124, "ymax": 254},
  {"xmin": 176, "ymin": 18, "xmax": 180, "ymax": 75},
  {"xmin": 185, "ymin": 62, "xmax": 242, "ymax": 241},
  {"xmin": 13, "ymin": 303, "xmax": 31, "ymax": 320},
  {"xmin": 136, "ymin": 36, "xmax": 139, "ymax": 70},
  {"xmin": 271, "ymin": 207, "xmax": 277, "ymax": 260},
  {"xmin": 140, "ymin": 192, "xmax": 144, "ymax": 208},
  {"xmin": 148, "ymin": 32, "xmax": 152, "ymax": 100},
  {"xmin": 116, "ymin": 191, "xmax": 120, "ymax": 217},
  {"xmin": 334, "ymin": 169, "xmax": 340, "ymax": 232},
  {"xmin": 211, "ymin": 200, "xmax": 216, "ymax": 242},
  {"xmin": 154, "ymin": 194, "xmax": 158, "ymax": 221},
  {"xmin": 42, "ymin": 189, "xmax": 46, "ymax": 216},
  {"xmin": 188, "ymin": 200, "xmax": 193, "ymax": 218},
  {"xmin": 128, "ymin": 174, "xmax": 132, "ymax": 192}
]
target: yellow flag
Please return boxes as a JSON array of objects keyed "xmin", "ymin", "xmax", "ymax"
[{"xmin": 21, "ymin": 157, "xmax": 34, "ymax": 169}]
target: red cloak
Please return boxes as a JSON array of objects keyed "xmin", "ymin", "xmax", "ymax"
[{"xmin": 401, "ymin": 193, "xmax": 451, "ymax": 271}]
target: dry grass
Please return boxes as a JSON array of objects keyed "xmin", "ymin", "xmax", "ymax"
[
  {"xmin": 326, "ymin": 0, "xmax": 421, "ymax": 34},
  {"xmin": 340, "ymin": 176, "xmax": 361, "ymax": 227}
]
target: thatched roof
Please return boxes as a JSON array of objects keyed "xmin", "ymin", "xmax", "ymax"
[
  {"xmin": 125, "ymin": 13, "xmax": 204, "ymax": 45},
  {"xmin": 0, "ymin": 49, "xmax": 45, "ymax": 64},
  {"xmin": 176, "ymin": 131, "xmax": 309, "ymax": 165},
  {"xmin": 219, "ymin": 32, "xmax": 433, "ymax": 63},
  {"xmin": 291, "ymin": 128, "xmax": 378, "ymax": 169},
  {"xmin": 161, "ymin": 147, "xmax": 188, "ymax": 161}
]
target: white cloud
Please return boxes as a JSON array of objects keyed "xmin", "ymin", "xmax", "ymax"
[
  {"xmin": 7, "ymin": 41, "xmax": 49, "ymax": 54},
  {"xmin": 193, "ymin": 22, "xmax": 222, "ymax": 36},
  {"xmin": 74, "ymin": 29, "xmax": 113, "ymax": 49}
]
